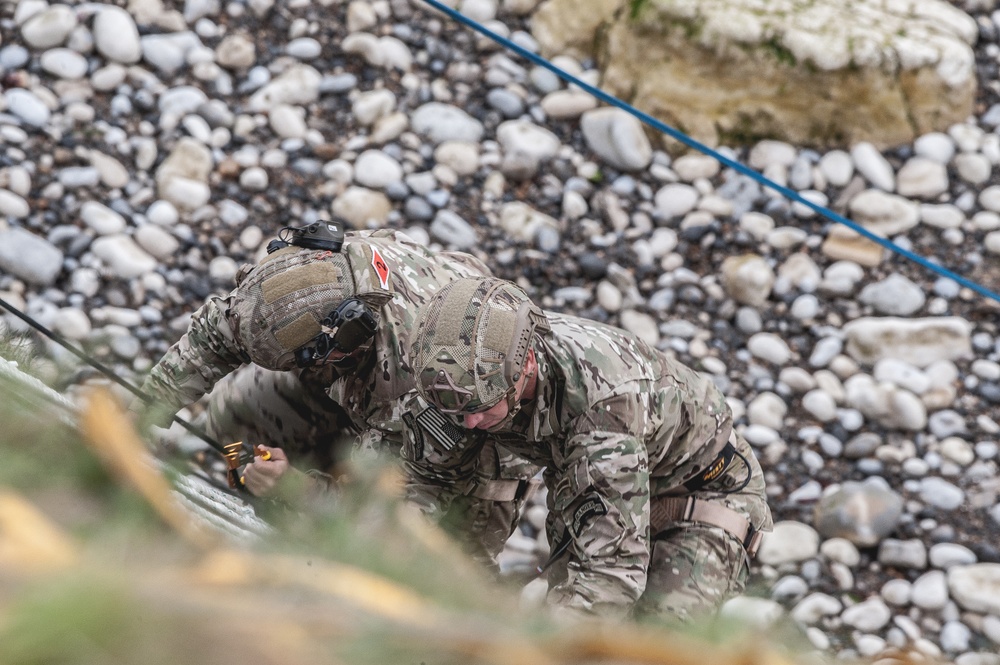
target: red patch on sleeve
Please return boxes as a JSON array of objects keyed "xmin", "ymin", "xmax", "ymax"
[{"xmin": 371, "ymin": 247, "xmax": 390, "ymax": 290}]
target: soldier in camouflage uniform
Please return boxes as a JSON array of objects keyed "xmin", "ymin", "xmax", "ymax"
[
  {"xmin": 396, "ymin": 276, "xmax": 772, "ymax": 621},
  {"xmin": 140, "ymin": 225, "xmax": 536, "ymax": 559}
]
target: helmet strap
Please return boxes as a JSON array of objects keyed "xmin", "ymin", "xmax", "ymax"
[{"xmin": 484, "ymin": 348, "xmax": 537, "ymax": 432}]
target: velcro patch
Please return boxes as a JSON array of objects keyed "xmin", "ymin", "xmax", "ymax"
[
  {"xmin": 570, "ymin": 494, "xmax": 608, "ymax": 537},
  {"xmin": 273, "ymin": 312, "xmax": 320, "ymax": 349},
  {"xmin": 683, "ymin": 441, "xmax": 736, "ymax": 492},
  {"xmin": 371, "ymin": 247, "xmax": 390, "ymax": 290},
  {"xmin": 415, "ymin": 407, "xmax": 465, "ymax": 451},
  {"xmin": 402, "ymin": 412, "xmax": 423, "ymax": 460},
  {"xmin": 261, "ymin": 262, "xmax": 342, "ymax": 303}
]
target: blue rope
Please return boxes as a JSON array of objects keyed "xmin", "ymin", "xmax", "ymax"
[{"xmin": 418, "ymin": 0, "xmax": 1000, "ymax": 305}]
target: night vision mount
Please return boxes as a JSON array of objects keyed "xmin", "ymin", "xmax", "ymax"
[{"xmin": 267, "ymin": 220, "xmax": 346, "ymax": 254}]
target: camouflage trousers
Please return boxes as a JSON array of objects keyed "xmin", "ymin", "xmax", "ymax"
[
  {"xmin": 203, "ymin": 364, "xmax": 352, "ymax": 475},
  {"xmin": 203, "ymin": 364, "xmax": 534, "ymax": 562},
  {"xmin": 546, "ymin": 431, "xmax": 772, "ymax": 622}
]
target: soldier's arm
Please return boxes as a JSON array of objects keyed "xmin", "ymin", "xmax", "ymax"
[
  {"xmin": 140, "ymin": 295, "xmax": 247, "ymax": 424},
  {"xmin": 546, "ymin": 392, "xmax": 651, "ymax": 617}
]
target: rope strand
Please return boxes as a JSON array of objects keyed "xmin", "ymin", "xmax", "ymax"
[
  {"xmin": 0, "ymin": 295, "xmax": 230, "ymax": 455},
  {"xmin": 417, "ymin": 0, "xmax": 1000, "ymax": 304}
]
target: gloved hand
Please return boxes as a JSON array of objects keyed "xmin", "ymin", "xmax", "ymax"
[{"xmin": 241, "ymin": 445, "xmax": 290, "ymax": 496}]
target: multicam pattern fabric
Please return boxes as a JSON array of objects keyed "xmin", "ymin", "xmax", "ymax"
[
  {"xmin": 400, "ymin": 310, "xmax": 773, "ymax": 619},
  {"xmin": 142, "ymin": 230, "xmax": 542, "ymax": 559},
  {"xmin": 202, "ymin": 362, "xmax": 353, "ymax": 475},
  {"xmin": 142, "ymin": 229, "xmax": 491, "ymax": 429},
  {"xmin": 412, "ymin": 277, "xmax": 551, "ymax": 414},
  {"xmin": 631, "ymin": 432, "xmax": 769, "ymax": 621}
]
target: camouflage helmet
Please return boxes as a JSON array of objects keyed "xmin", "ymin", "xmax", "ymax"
[
  {"xmin": 228, "ymin": 241, "xmax": 393, "ymax": 371},
  {"xmin": 412, "ymin": 277, "xmax": 551, "ymax": 415}
]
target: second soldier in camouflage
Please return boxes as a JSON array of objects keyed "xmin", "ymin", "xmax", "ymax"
[{"xmin": 397, "ymin": 276, "xmax": 773, "ymax": 621}]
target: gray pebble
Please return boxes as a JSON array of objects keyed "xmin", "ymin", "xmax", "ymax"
[
  {"xmin": 0, "ymin": 228, "xmax": 65, "ymax": 286},
  {"xmin": 404, "ymin": 197, "xmax": 435, "ymax": 222},
  {"xmin": 487, "ymin": 88, "xmax": 525, "ymax": 118},
  {"xmin": 919, "ymin": 477, "xmax": 965, "ymax": 511},
  {"xmin": 536, "ymin": 225, "xmax": 560, "ymax": 253},
  {"xmin": 429, "ymin": 210, "xmax": 477, "ymax": 249},
  {"xmin": 320, "ymin": 73, "xmax": 359, "ymax": 94},
  {"xmin": 940, "ymin": 621, "xmax": 972, "ymax": 653},
  {"xmin": 0, "ymin": 45, "xmax": 31, "ymax": 69},
  {"xmin": 879, "ymin": 538, "xmax": 928, "ymax": 569}
]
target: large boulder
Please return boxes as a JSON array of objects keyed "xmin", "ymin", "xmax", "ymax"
[
  {"xmin": 532, "ymin": 0, "xmax": 978, "ymax": 149},
  {"xmin": 531, "ymin": 0, "xmax": 621, "ymax": 58},
  {"xmin": 842, "ymin": 316, "xmax": 973, "ymax": 368}
]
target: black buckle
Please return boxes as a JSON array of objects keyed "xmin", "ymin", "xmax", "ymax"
[{"xmin": 682, "ymin": 441, "xmax": 736, "ymax": 492}]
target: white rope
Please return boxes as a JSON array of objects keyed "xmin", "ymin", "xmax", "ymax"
[{"xmin": 0, "ymin": 354, "xmax": 271, "ymax": 544}]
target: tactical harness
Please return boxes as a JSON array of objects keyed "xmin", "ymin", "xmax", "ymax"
[{"xmin": 536, "ymin": 433, "xmax": 762, "ymax": 576}]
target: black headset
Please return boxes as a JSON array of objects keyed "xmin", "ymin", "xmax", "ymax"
[{"xmin": 294, "ymin": 299, "xmax": 378, "ymax": 368}]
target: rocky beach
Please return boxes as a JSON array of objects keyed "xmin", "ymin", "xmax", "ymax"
[{"xmin": 3, "ymin": 0, "xmax": 1000, "ymax": 661}]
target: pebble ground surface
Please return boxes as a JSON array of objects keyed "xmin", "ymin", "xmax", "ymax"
[{"xmin": 4, "ymin": 0, "xmax": 1000, "ymax": 662}]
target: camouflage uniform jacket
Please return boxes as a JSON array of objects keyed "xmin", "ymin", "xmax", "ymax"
[
  {"xmin": 141, "ymin": 229, "xmax": 491, "ymax": 440},
  {"xmin": 399, "ymin": 312, "xmax": 733, "ymax": 613}
]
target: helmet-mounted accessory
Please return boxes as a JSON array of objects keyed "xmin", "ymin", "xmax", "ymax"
[
  {"xmin": 293, "ymin": 298, "xmax": 378, "ymax": 368},
  {"xmin": 427, "ymin": 367, "xmax": 477, "ymax": 413},
  {"xmin": 229, "ymin": 221, "xmax": 392, "ymax": 371},
  {"xmin": 267, "ymin": 220, "xmax": 346, "ymax": 254}
]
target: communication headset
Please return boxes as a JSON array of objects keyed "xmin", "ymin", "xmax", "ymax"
[{"xmin": 294, "ymin": 299, "xmax": 378, "ymax": 368}]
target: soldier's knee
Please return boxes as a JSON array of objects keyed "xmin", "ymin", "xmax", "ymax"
[{"xmin": 637, "ymin": 523, "xmax": 748, "ymax": 621}]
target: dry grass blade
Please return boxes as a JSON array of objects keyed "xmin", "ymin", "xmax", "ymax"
[
  {"xmin": 543, "ymin": 623, "xmax": 801, "ymax": 665},
  {"xmin": 77, "ymin": 387, "xmax": 218, "ymax": 549},
  {"xmin": 0, "ymin": 489, "xmax": 78, "ymax": 573},
  {"xmin": 192, "ymin": 548, "xmax": 448, "ymax": 626}
]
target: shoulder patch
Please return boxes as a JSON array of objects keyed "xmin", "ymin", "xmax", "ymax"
[
  {"xmin": 415, "ymin": 406, "xmax": 465, "ymax": 451},
  {"xmin": 402, "ymin": 412, "xmax": 423, "ymax": 460},
  {"xmin": 570, "ymin": 493, "xmax": 608, "ymax": 538},
  {"xmin": 371, "ymin": 247, "xmax": 390, "ymax": 290},
  {"xmin": 682, "ymin": 441, "xmax": 736, "ymax": 492}
]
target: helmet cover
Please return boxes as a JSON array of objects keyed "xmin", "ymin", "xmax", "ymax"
[
  {"xmin": 228, "ymin": 247, "xmax": 363, "ymax": 370},
  {"xmin": 412, "ymin": 277, "xmax": 550, "ymax": 414}
]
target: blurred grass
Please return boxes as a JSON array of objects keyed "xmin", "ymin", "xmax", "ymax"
[{"xmin": 0, "ymin": 340, "xmax": 839, "ymax": 665}]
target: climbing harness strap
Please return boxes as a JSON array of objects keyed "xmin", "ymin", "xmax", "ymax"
[{"xmin": 650, "ymin": 495, "xmax": 762, "ymax": 558}]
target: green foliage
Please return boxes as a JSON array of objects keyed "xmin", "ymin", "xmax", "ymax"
[
  {"xmin": 0, "ymin": 332, "xmax": 44, "ymax": 377},
  {"xmin": 0, "ymin": 576, "xmax": 138, "ymax": 665},
  {"xmin": 262, "ymin": 457, "xmax": 521, "ymax": 616},
  {"xmin": 717, "ymin": 114, "xmax": 772, "ymax": 148},
  {"xmin": 0, "ymin": 376, "xmax": 103, "ymax": 490},
  {"xmin": 629, "ymin": 0, "xmax": 651, "ymax": 20},
  {"xmin": 0, "ymin": 347, "xmax": 812, "ymax": 665},
  {"xmin": 762, "ymin": 37, "xmax": 797, "ymax": 67}
]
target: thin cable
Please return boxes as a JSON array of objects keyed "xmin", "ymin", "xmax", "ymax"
[
  {"xmin": 0, "ymin": 294, "xmax": 231, "ymax": 455},
  {"xmin": 418, "ymin": 0, "xmax": 1000, "ymax": 305}
]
